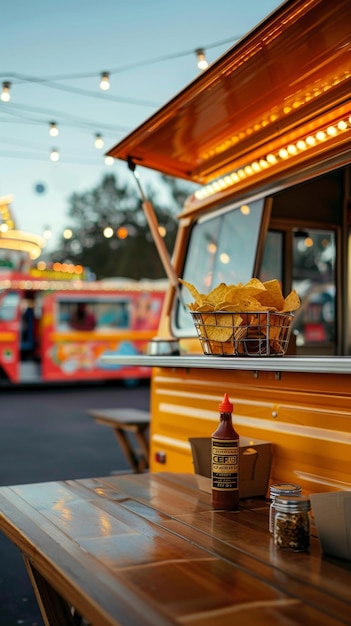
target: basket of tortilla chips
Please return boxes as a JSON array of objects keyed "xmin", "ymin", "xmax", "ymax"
[{"xmin": 179, "ymin": 278, "xmax": 300, "ymax": 356}]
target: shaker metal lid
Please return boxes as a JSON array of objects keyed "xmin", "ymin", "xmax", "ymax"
[
  {"xmin": 274, "ymin": 495, "xmax": 311, "ymax": 512},
  {"xmin": 270, "ymin": 483, "xmax": 302, "ymax": 497}
]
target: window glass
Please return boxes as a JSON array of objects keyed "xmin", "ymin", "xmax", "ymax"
[
  {"xmin": 56, "ymin": 299, "xmax": 130, "ymax": 331},
  {"xmin": 259, "ymin": 231, "xmax": 283, "ymax": 284},
  {"xmin": 292, "ymin": 229, "xmax": 336, "ymax": 350},
  {"xmin": 176, "ymin": 199, "xmax": 265, "ymax": 331},
  {"xmin": 0, "ymin": 292, "xmax": 20, "ymax": 321}
]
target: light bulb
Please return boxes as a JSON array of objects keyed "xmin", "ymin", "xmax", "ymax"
[
  {"xmin": 100, "ymin": 72, "xmax": 110, "ymax": 91},
  {"xmin": 50, "ymin": 148, "xmax": 59, "ymax": 162},
  {"xmin": 196, "ymin": 49, "xmax": 208, "ymax": 70},
  {"xmin": 1, "ymin": 82, "xmax": 11, "ymax": 102},
  {"xmin": 94, "ymin": 133, "xmax": 104, "ymax": 149},
  {"xmin": 103, "ymin": 226, "xmax": 114, "ymax": 238},
  {"xmin": 49, "ymin": 122, "xmax": 59, "ymax": 137}
]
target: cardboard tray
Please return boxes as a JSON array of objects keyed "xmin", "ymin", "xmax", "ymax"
[{"xmin": 189, "ymin": 436, "xmax": 272, "ymax": 499}]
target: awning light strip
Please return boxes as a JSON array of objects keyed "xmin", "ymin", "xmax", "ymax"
[{"xmin": 194, "ymin": 114, "xmax": 351, "ymax": 201}]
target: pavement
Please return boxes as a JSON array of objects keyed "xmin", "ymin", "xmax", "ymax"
[{"xmin": 0, "ymin": 380, "xmax": 150, "ymax": 626}]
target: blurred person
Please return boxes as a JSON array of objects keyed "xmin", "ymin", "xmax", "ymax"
[{"xmin": 70, "ymin": 302, "xmax": 96, "ymax": 330}]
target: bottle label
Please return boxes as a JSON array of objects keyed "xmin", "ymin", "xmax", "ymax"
[{"xmin": 211, "ymin": 438, "xmax": 239, "ymax": 491}]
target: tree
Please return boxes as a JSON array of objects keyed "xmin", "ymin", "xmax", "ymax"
[{"xmin": 50, "ymin": 172, "xmax": 196, "ymax": 280}]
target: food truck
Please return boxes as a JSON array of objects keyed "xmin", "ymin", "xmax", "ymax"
[
  {"xmin": 103, "ymin": 0, "xmax": 351, "ymax": 495},
  {"xmin": 0, "ymin": 268, "xmax": 167, "ymax": 385}
]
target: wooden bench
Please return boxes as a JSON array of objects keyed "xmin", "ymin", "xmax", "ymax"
[{"xmin": 88, "ymin": 408, "xmax": 150, "ymax": 473}]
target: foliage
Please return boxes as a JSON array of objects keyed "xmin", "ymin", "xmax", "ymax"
[{"xmin": 49, "ymin": 172, "xmax": 196, "ymax": 280}]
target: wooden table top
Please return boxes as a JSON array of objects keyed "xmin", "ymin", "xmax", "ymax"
[{"xmin": 0, "ymin": 472, "xmax": 350, "ymax": 626}]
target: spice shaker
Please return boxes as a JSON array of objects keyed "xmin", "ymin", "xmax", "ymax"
[
  {"xmin": 274, "ymin": 495, "xmax": 311, "ymax": 551},
  {"xmin": 269, "ymin": 483, "xmax": 302, "ymax": 534}
]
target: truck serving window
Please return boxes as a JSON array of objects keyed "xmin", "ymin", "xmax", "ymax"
[
  {"xmin": 259, "ymin": 228, "xmax": 336, "ymax": 354},
  {"xmin": 176, "ymin": 198, "xmax": 265, "ymax": 332}
]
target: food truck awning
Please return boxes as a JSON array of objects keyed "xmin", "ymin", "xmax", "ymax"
[{"xmin": 107, "ymin": 0, "xmax": 351, "ymax": 185}]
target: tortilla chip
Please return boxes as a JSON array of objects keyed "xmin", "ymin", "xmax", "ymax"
[
  {"xmin": 255, "ymin": 279, "xmax": 285, "ymax": 311},
  {"xmin": 282, "ymin": 289, "xmax": 301, "ymax": 312}
]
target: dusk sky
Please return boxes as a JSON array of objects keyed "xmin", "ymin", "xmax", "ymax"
[{"xmin": 1, "ymin": 0, "xmax": 282, "ymax": 250}]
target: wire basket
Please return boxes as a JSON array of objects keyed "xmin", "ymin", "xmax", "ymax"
[{"xmin": 190, "ymin": 310, "xmax": 294, "ymax": 356}]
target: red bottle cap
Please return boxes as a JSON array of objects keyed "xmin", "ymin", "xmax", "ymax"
[{"xmin": 219, "ymin": 392, "xmax": 233, "ymax": 413}]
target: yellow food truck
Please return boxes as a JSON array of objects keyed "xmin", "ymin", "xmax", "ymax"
[{"xmin": 103, "ymin": 0, "xmax": 351, "ymax": 496}]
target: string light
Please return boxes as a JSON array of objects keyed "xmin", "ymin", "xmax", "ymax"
[
  {"xmin": 104, "ymin": 156, "xmax": 114, "ymax": 166},
  {"xmin": 49, "ymin": 122, "xmax": 59, "ymax": 137},
  {"xmin": 100, "ymin": 72, "xmax": 110, "ymax": 91},
  {"xmin": 1, "ymin": 81, "xmax": 11, "ymax": 102},
  {"xmin": 43, "ymin": 227, "xmax": 52, "ymax": 240},
  {"xmin": 94, "ymin": 133, "xmax": 104, "ymax": 149},
  {"xmin": 196, "ymin": 49, "xmax": 208, "ymax": 70},
  {"xmin": 103, "ymin": 226, "xmax": 114, "ymax": 238},
  {"xmin": 50, "ymin": 148, "xmax": 60, "ymax": 162},
  {"xmin": 116, "ymin": 226, "xmax": 128, "ymax": 239}
]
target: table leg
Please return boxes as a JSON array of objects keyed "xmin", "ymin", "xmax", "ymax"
[
  {"xmin": 112, "ymin": 427, "xmax": 149, "ymax": 473},
  {"xmin": 23, "ymin": 555, "xmax": 78, "ymax": 626}
]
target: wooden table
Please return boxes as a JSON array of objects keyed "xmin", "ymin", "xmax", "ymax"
[{"xmin": 0, "ymin": 473, "xmax": 350, "ymax": 626}]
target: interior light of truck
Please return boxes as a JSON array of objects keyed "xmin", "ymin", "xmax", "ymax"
[
  {"xmin": 193, "ymin": 113, "xmax": 351, "ymax": 202},
  {"xmin": 219, "ymin": 253, "xmax": 230, "ymax": 264},
  {"xmin": 296, "ymin": 140, "xmax": 307, "ymax": 151},
  {"xmin": 240, "ymin": 205, "xmax": 251, "ymax": 215},
  {"xmin": 316, "ymin": 131, "xmax": 326, "ymax": 141},
  {"xmin": 338, "ymin": 121, "xmax": 347, "ymax": 131},
  {"xmin": 287, "ymin": 144, "xmax": 298, "ymax": 155},
  {"xmin": 266, "ymin": 154, "xmax": 277, "ymax": 164},
  {"xmin": 326, "ymin": 125, "xmax": 337, "ymax": 137},
  {"xmin": 208, "ymin": 243, "xmax": 217, "ymax": 254},
  {"xmin": 218, "ymin": 179, "xmax": 228, "ymax": 189},
  {"xmin": 305, "ymin": 135, "xmax": 316, "ymax": 146}
]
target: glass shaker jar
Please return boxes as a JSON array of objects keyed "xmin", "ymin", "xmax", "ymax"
[
  {"xmin": 274, "ymin": 495, "xmax": 311, "ymax": 551},
  {"xmin": 269, "ymin": 483, "xmax": 302, "ymax": 533}
]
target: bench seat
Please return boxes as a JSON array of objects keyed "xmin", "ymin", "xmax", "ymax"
[{"xmin": 88, "ymin": 408, "xmax": 150, "ymax": 473}]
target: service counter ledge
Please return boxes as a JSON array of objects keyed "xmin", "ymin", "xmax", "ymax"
[{"xmin": 101, "ymin": 353, "xmax": 351, "ymax": 374}]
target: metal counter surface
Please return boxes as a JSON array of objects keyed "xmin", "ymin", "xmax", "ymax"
[{"xmin": 101, "ymin": 353, "xmax": 351, "ymax": 374}]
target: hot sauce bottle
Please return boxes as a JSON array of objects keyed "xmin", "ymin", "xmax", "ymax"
[{"xmin": 211, "ymin": 393, "xmax": 239, "ymax": 510}]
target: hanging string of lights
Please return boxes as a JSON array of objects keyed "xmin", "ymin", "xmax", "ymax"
[
  {"xmin": 0, "ymin": 33, "xmax": 242, "ymax": 93},
  {"xmin": 0, "ymin": 33, "xmax": 243, "ymax": 163}
]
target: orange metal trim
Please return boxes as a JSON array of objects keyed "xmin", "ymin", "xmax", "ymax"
[{"xmin": 107, "ymin": 0, "xmax": 351, "ymax": 185}]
